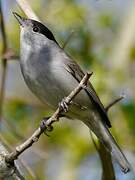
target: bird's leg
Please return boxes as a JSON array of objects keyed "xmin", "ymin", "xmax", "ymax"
[
  {"xmin": 59, "ymin": 98, "xmax": 69, "ymax": 112},
  {"xmin": 40, "ymin": 117, "xmax": 53, "ymax": 136},
  {"xmin": 40, "ymin": 114, "xmax": 65, "ymax": 136}
]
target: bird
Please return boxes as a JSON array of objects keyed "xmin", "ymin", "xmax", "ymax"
[{"xmin": 13, "ymin": 12, "xmax": 130, "ymax": 173}]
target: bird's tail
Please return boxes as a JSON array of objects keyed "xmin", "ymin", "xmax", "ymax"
[{"xmin": 84, "ymin": 114, "xmax": 130, "ymax": 173}]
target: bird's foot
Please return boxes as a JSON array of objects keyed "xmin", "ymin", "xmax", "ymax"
[
  {"xmin": 59, "ymin": 98, "xmax": 69, "ymax": 112},
  {"xmin": 40, "ymin": 117, "xmax": 53, "ymax": 136},
  {"xmin": 121, "ymin": 166, "xmax": 130, "ymax": 174}
]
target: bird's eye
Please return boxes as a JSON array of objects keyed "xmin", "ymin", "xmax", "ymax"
[{"xmin": 33, "ymin": 26, "xmax": 39, "ymax": 32}]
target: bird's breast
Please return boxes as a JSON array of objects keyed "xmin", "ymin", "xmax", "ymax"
[{"xmin": 20, "ymin": 41, "xmax": 92, "ymax": 120}]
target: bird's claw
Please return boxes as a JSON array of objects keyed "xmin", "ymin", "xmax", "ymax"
[
  {"xmin": 59, "ymin": 98, "xmax": 69, "ymax": 112},
  {"xmin": 40, "ymin": 117, "xmax": 53, "ymax": 136}
]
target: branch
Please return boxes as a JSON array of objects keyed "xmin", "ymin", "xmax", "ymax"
[
  {"xmin": 0, "ymin": 1, "xmax": 8, "ymax": 121},
  {"xmin": 105, "ymin": 95, "xmax": 124, "ymax": 112},
  {"xmin": 2, "ymin": 49, "xmax": 19, "ymax": 61},
  {"xmin": 15, "ymin": 0, "xmax": 40, "ymax": 21},
  {"xmin": 62, "ymin": 31, "xmax": 76, "ymax": 49},
  {"xmin": 5, "ymin": 73, "xmax": 92, "ymax": 164},
  {"xmin": 0, "ymin": 142, "xmax": 24, "ymax": 179}
]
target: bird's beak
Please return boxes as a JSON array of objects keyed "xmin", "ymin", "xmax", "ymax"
[{"xmin": 13, "ymin": 12, "xmax": 25, "ymax": 26}]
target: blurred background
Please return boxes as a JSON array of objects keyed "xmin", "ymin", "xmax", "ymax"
[{"xmin": 0, "ymin": 0, "xmax": 135, "ymax": 179}]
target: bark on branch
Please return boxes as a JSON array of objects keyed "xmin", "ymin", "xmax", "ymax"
[{"xmin": 0, "ymin": 142, "xmax": 24, "ymax": 180}]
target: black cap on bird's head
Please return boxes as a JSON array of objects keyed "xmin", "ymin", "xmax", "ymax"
[{"xmin": 13, "ymin": 12, "xmax": 57, "ymax": 43}]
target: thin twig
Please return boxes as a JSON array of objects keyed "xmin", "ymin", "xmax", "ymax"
[
  {"xmin": 5, "ymin": 72, "xmax": 92, "ymax": 163},
  {"xmin": 12, "ymin": 167, "xmax": 25, "ymax": 180},
  {"xmin": 19, "ymin": 158, "xmax": 38, "ymax": 179},
  {"xmin": 105, "ymin": 95, "xmax": 124, "ymax": 112},
  {"xmin": 15, "ymin": 0, "xmax": 40, "ymax": 21},
  {"xmin": 0, "ymin": 1, "xmax": 8, "ymax": 122},
  {"xmin": 62, "ymin": 31, "xmax": 76, "ymax": 49},
  {"xmin": 2, "ymin": 49, "xmax": 19, "ymax": 60},
  {"xmin": 0, "ymin": 133, "xmax": 13, "ymax": 150}
]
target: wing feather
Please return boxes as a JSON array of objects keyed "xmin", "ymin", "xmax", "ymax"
[{"xmin": 65, "ymin": 60, "xmax": 111, "ymax": 128}]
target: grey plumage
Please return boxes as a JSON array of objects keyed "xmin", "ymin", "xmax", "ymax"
[{"xmin": 13, "ymin": 12, "xmax": 130, "ymax": 173}]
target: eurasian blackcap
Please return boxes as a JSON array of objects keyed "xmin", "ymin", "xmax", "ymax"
[{"xmin": 13, "ymin": 12, "xmax": 130, "ymax": 173}]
